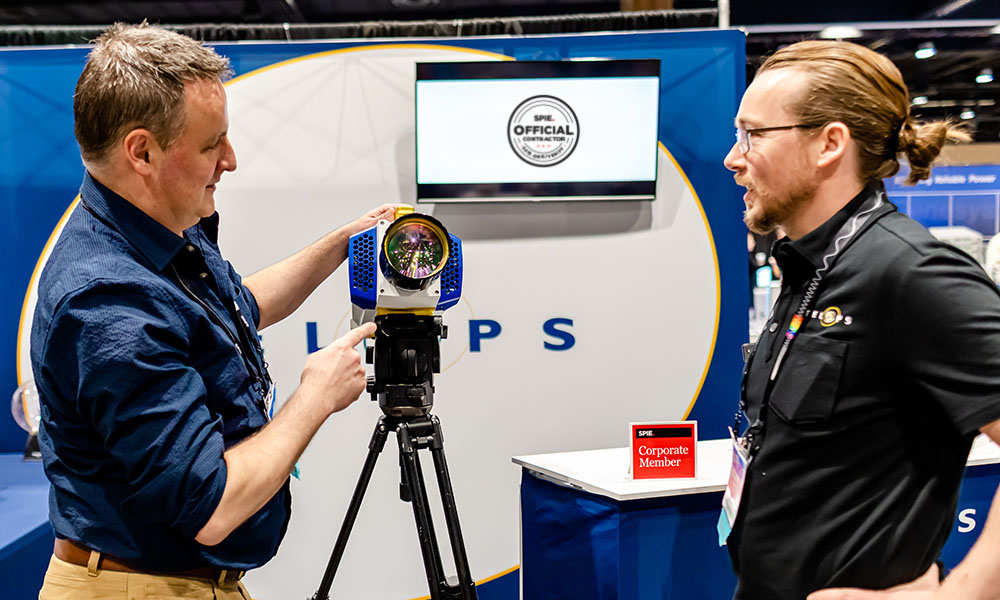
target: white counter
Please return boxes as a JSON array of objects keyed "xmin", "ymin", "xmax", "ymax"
[{"xmin": 513, "ymin": 434, "xmax": 1000, "ymax": 503}]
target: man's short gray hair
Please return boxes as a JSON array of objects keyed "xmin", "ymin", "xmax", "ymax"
[{"xmin": 74, "ymin": 22, "xmax": 233, "ymax": 165}]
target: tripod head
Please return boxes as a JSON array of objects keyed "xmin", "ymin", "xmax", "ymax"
[{"xmin": 366, "ymin": 312, "xmax": 446, "ymax": 418}]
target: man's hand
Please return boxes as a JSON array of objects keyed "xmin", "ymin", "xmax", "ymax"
[
  {"xmin": 245, "ymin": 204, "xmax": 409, "ymax": 330},
  {"xmin": 344, "ymin": 203, "xmax": 408, "ymax": 238},
  {"xmin": 807, "ymin": 564, "xmax": 941, "ymax": 599},
  {"xmin": 298, "ymin": 322, "xmax": 376, "ymax": 416},
  {"xmin": 195, "ymin": 321, "xmax": 377, "ymax": 546}
]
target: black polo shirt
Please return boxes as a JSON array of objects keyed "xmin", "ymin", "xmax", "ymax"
[{"xmin": 729, "ymin": 182, "xmax": 1000, "ymax": 599}]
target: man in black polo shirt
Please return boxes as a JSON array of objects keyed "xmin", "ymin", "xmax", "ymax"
[
  {"xmin": 723, "ymin": 40, "xmax": 1000, "ymax": 599},
  {"xmin": 32, "ymin": 23, "xmax": 397, "ymax": 599}
]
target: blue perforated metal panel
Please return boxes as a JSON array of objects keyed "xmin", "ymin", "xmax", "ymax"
[
  {"xmin": 437, "ymin": 234, "xmax": 462, "ymax": 311},
  {"xmin": 349, "ymin": 227, "xmax": 378, "ymax": 310}
]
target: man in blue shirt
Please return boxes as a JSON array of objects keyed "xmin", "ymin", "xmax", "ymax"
[{"xmin": 31, "ymin": 23, "xmax": 395, "ymax": 599}]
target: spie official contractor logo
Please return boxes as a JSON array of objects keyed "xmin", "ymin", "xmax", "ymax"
[{"xmin": 508, "ymin": 95, "xmax": 579, "ymax": 167}]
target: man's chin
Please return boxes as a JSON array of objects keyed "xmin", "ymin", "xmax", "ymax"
[
  {"xmin": 744, "ymin": 211, "xmax": 777, "ymax": 235},
  {"xmin": 201, "ymin": 194, "xmax": 216, "ymax": 217}
]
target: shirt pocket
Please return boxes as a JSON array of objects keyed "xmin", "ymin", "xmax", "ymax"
[{"xmin": 769, "ymin": 335, "xmax": 848, "ymax": 424}]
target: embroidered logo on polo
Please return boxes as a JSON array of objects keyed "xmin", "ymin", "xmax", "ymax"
[{"xmin": 812, "ymin": 305, "xmax": 853, "ymax": 327}]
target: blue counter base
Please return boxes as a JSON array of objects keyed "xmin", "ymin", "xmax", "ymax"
[
  {"xmin": 521, "ymin": 462, "xmax": 1000, "ymax": 600},
  {"xmin": 521, "ymin": 473, "xmax": 736, "ymax": 600},
  {"xmin": 1, "ymin": 453, "xmax": 53, "ymax": 600}
]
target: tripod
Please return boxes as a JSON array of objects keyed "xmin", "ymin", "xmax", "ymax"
[{"xmin": 311, "ymin": 314, "xmax": 478, "ymax": 600}]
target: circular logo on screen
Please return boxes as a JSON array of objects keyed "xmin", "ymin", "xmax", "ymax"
[{"xmin": 507, "ymin": 95, "xmax": 579, "ymax": 167}]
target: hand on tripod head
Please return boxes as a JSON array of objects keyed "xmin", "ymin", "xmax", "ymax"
[{"xmin": 298, "ymin": 322, "xmax": 375, "ymax": 417}]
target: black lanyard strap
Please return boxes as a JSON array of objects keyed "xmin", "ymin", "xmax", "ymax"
[
  {"xmin": 738, "ymin": 190, "xmax": 886, "ymax": 451},
  {"xmin": 80, "ymin": 198, "xmax": 272, "ymax": 402},
  {"xmin": 170, "ymin": 263, "xmax": 271, "ymax": 396}
]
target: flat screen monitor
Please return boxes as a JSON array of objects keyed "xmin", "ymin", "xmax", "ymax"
[{"xmin": 415, "ymin": 59, "xmax": 660, "ymax": 203}]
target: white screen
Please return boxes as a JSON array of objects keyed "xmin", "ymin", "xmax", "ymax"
[{"xmin": 416, "ymin": 77, "xmax": 659, "ymax": 186}]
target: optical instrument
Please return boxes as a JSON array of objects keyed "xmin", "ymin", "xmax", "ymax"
[{"xmin": 312, "ymin": 209, "xmax": 476, "ymax": 600}]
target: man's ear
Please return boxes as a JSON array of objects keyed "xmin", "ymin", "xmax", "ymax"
[
  {"xmin": 121, "ymin": 129, "xmax": 156, "ymax": 176},
  {"xmin": 815, "ymin": 121, "xmax": 851, "ymax": 169}
]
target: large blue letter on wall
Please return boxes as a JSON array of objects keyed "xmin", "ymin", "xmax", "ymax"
[
  {"xmin": 469, "ymin": 319, "xmax": 502, "ymax": 352},
  {"xmin": 543, "ymin": 318, "xmax": 575, "ymax": 351}
]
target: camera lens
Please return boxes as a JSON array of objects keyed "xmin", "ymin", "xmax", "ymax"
[{"xmin": 384, "ymin": 219, "xmax": 448, "ymax": 280}]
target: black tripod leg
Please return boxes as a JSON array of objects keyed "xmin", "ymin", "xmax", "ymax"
[
  {"xmin": 398, "ymin": 422, "xmax": 449, "ymax": 600},
  {"xmin": 311, "ymin": 417, "xmax": 390, "ymax": 600},
  {"xmin": 427, "ymin": 417, "xmax": 479, "ymax": 599}
]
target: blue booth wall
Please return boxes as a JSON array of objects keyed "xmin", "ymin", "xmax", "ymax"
[
  {"xmin": 1, "ymin": 30, "xmax": 748, "ymax": 600},
  {"xmin": 885, "ymin": 165, "xmax": 1000, "ymax": 237},
  {"xmin": 0, "ymin": 30, "xmax": 748, "ymax": 452}
]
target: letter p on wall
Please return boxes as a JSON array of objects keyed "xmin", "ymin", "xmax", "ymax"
[{"xmin": 469, "ymin": 319, "xmax": 501, "ymax": 352}]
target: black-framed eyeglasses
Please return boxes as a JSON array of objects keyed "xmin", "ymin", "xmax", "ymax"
[{"xmin": 735, "ymin": 124, "xmax": 819, "ymax": 154}]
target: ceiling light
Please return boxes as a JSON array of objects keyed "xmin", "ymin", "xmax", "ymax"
[
  {"xmin": 961, "ymin": 109, "xmax": 976, "ymax": 120},
  {"xmin": 912, "ymin": 96, "xmax": 929, "ymax": 105},
  {"xmin": 977, "ymin": 68, "xmax": 994, "ymax": 84},
  {"xmin": 914, "ymin": 42, "xmax": 936, "ymax": 59},
  {"xmin": 818, "ymin": 26, "xmax": 862, "ymax": 40}
]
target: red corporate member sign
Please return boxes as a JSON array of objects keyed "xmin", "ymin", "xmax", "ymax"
[{"xmin": 630, "ymin": 421, "xmax": 697, "ymax": 479}]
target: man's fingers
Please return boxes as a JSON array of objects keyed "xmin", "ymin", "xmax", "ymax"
[
  {"xmin": 379, "ymin": 203, "xmax": 411, "ymax": 221},
  {"xmin": 808, "ymin": 589, "xmax": 935, "ymax": 599},
  {"xmin": 341, "ymin": 322, "xmax": 376, "ymax": 348},
  {"xmin": 808, "ymin": 590, "xmax": 880, "ymax": 599}
]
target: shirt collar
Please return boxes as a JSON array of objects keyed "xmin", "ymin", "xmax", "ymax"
[
  {"xmin": 200, "ymin": 212, "xmax": 221, "ymax": 244},
  {"xmin": 80, "ymin": 172, "xmax": 189, "ymax": 272},
  {"xmin": 775, "ymin": 181, "xmax": 885, "ymax": 272}
]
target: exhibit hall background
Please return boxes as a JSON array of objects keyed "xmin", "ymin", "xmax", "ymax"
[{"xmin": 1, "ymin": 30, "xmax": 747, "ymax": 598}]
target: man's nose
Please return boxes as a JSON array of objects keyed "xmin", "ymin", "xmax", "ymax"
[
  {"xmin": 221, "ymin": 138, "xmax": 237, "ymax": 172},
  {"xmin": 723, "ymin": 141, "xmax": 743, "ymax": 173}
]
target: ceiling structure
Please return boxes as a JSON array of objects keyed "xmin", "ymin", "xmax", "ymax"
[
  {"xmin": 739, "ymin": 0, "xmax": 1000, "ymax": 142},
  {"xmin": 745, "ymin": 20, "xmax": 1000, "ymax": 142},
  {"xmin": 1, "ymin": 0, "xmax": 998, "ymax": 139}
]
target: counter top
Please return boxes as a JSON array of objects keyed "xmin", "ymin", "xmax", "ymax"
[{"xmin": 513, "ymin": 434, "xmax": 1000, "ymax": 502}]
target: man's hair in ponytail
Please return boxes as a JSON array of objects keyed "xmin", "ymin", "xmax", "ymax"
[{"xmin": 757, "ymin": 40, "xmax": 969, "ymax": 186}]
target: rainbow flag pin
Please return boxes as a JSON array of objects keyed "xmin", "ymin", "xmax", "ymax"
[{"xmin": 787, "ymin": 315, "xmax": 804, "ymax": 339}]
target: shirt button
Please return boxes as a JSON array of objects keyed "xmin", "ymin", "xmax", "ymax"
[
  {"xmin": 769, "ymin": 322, "xmax": 778, "ymax": 333},
  {"xmin": 199, "ymin": 272, "xmax": 209, "ymax": 279},
  {"xmin": 186, "ymin": 245, "xmax": 196, "ymax": 253}
]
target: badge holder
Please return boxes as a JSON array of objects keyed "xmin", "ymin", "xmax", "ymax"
[{"xmin": 718, "ymin": 427, "xmax": 751, "ymax": 545}]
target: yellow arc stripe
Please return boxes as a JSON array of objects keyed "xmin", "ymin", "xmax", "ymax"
[
  {"xmin": 656, "ymin": 141, "xmax": 722, "ymax": 420},
  {"xmin": 16, "ymin": 195, "xmax": 81, "ymax": 385},
  {"xmin": 406, "ymin": 564, "xmax": 520, "ymax": 600},
  {"xmin": 226, "ymin": 43, "xmax": 513, "ymax": 87}
]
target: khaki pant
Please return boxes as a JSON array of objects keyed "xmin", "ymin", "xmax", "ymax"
[{"xmin": 38, "ymin": 555, "xmax": 253, "ymax": 600}]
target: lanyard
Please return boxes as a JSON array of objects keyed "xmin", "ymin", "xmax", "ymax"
[
  {"xmin": 80, "ymin": 199, "xmax": 271, "ymax": 403},
  {"xmin": 736, "ymin": 190, "xmax": 885, "ymax": 454},
  {"xmin": 169, "ymin": 262, "xmax": 272, "ymax": 398}
]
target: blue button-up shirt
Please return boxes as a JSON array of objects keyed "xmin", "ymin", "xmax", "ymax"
[{"xmin": 30, "ymin": 172, "xmax": 289, "ymax": 571}]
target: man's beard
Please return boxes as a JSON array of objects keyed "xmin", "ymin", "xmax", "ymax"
[{"xmin": 736, "ymin": 174, "xmax": 815, "ymax": 235}]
